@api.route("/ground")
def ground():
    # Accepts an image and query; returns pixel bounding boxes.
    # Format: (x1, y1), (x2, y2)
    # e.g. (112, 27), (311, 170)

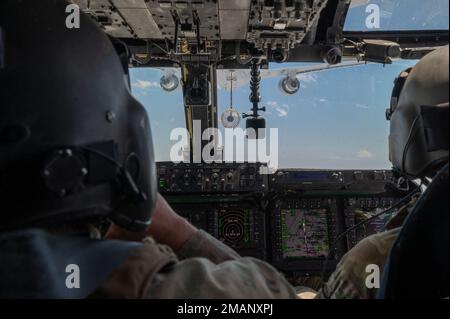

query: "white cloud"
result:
(276, 108), (288, 117)
(133, 80), (160, 90)
(297, 73), (318, 89)
(297, 73), (318, 83)
(267, 101), (289, 117)
(357, 149), (376, 159)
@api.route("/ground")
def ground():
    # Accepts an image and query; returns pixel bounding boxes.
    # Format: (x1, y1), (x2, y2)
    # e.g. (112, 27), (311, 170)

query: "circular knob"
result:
(211, 173), (219, 181)
(354, 171), (364, 181)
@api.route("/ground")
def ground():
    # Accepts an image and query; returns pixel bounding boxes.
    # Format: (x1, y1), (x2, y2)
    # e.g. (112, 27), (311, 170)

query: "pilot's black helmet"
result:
(387, 46), (449, 178)
(0, 0), (157, 232)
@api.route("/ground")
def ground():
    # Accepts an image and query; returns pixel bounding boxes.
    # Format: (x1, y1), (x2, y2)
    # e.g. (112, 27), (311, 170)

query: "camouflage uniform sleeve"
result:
(93, 230), (297, 299)
(147, 230), (297, 299)
(176, 230), (241, 263)
(316, 228), (401, 299)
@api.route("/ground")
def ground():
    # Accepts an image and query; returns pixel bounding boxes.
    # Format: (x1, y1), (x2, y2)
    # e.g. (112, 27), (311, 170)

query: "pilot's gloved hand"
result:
(106, 193), (197, 251)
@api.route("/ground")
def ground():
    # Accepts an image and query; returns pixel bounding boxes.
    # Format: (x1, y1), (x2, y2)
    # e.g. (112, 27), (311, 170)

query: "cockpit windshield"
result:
(345, 0), (449, 31)
(129, 0), (448, 170)
(131, 68), (185, 162)
(131, 59), (418, 170)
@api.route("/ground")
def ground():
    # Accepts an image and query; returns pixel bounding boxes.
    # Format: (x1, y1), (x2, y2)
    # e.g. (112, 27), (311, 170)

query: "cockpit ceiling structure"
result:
(74, 0), (331, 41)
(73, 0), (349, 64)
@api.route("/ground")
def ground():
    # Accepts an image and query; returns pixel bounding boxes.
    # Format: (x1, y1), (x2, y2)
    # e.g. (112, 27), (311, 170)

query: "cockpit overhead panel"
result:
(72, 0), (350, 64)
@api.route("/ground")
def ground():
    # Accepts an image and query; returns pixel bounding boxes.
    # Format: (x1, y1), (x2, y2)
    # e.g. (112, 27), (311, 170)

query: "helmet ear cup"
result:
(42, 149), (87, 197)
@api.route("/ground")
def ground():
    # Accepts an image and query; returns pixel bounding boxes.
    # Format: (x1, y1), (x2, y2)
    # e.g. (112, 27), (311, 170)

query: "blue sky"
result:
(131, 60), (417, 169)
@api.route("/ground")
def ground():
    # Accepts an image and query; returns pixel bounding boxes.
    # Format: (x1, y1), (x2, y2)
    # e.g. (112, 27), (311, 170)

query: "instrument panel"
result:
(157, 162), (405, 280)
(157, 162), (268, 194)
(344, 197), (396, 249)
(167, 200), (267, 260)
(280, 208), (330, 259)
(271, 198), (341, 273)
